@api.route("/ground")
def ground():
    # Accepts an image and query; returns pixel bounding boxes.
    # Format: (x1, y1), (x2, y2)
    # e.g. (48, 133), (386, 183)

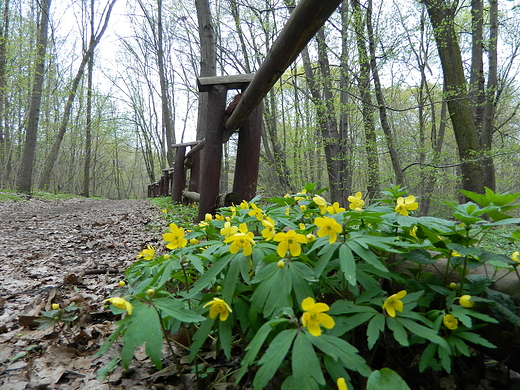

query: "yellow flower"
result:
(261, 217), (276, 241)
(409, 226), (418, 239)
(52, 303), (60, 310)
(137, 244), (156, 260)
(300, 205), (307, 212)
(443, 313), (458, 330)
(337, 377), (348, 390)
(511, 251), (520, 266)
(224, 223), (255, 256)
(306, 233), (317, 242)
(162, 209), (167, 214)
(347, 192), (364, 211)
(295, 189), (308, 201)
(451, 250), (463, 257)
(239, 200), (249, 209)
(204, 213), (213, 222)
(313, 195), (327, 213)
(327, 202), (346, 214)
(299, 223), (306, 230)
(190, 238), (199, 245)
(301, 297), (335, 336)
(314, 216), (342, 244)
(163, 223), (188, 250)
(220, 221), (239, 239)
(105, 297), (133, 315)
(229, 206), (237, 219)
(395, 195), (418, 216)
(248, 203), (264, 220)
(459, 295), (474, 308)
(273, 230), (307, 258)
(118, 281), (126, 287)
(383, 290), (407, 317)
(215, 214), (225, 221)
(203, 297), (232, 321)
(285, 207), (291, 216)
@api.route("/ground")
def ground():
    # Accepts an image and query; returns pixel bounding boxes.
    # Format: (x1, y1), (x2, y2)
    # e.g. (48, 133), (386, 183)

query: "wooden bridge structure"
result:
(148, 0), (343, 221)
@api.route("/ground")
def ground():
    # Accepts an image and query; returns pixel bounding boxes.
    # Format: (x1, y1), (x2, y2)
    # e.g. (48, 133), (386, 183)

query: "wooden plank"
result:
(171, 146), (187, 202)
(172, 140), (203, 148)
(197, 74), (255, 92)
(225, 0), (343, 131)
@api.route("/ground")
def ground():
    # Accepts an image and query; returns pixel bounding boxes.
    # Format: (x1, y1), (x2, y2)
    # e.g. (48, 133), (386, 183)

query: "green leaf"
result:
(189, 316), (216, 363)
(367, 314), (385, 349)
(121, 303), (163, 369)
(219, 317), (233, 359)
(153, 298), (205, 323)
(252, 265), (292, 318)
(386, 317), (409, 347)
(222, 255), (241, 303)
(339, 244), (356, 286)
(290, 262), (315, 305)
(186, 254), (233, 299)
(401, 249), (436, 265)
(253, 329), (297, 389)
(330, 300), (378, 315)
(419, 342), (438, 372)
(397, 317), (449, 351)
(455, 331), (496, 349)
(235, 318), (290, 384)
(291, 332), (325, 390)
(448, 335), (470, 356)
(314, 242), (339, 278)
(347, 241), (388, 272)
(308, 334), (371, 377)
(367, 368), (411, 390)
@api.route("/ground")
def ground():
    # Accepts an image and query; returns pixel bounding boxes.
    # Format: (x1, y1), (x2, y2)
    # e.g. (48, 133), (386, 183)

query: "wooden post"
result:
(233, 101), (263, 201)
(188, 149), (201, 193)
(197, 85), (227, 221)
(171, 146), (187, 202)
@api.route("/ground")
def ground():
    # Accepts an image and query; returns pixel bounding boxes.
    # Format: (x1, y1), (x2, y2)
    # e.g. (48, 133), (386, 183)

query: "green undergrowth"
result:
(100, 185), (520, 389)
(0, 189), (81, 202)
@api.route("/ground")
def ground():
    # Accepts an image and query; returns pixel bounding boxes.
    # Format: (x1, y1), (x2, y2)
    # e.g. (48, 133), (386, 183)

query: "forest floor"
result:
(0, 196), (184, 390)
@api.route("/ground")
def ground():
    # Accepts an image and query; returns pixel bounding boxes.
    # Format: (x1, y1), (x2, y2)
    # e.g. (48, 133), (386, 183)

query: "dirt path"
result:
(0, 198), (165, 389)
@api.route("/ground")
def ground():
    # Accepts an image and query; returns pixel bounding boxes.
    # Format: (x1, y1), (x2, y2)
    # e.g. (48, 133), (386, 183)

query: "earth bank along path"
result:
(0, 197), (165, 389)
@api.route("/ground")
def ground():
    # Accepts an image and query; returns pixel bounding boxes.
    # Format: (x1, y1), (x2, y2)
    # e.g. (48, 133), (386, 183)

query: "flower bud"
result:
(52, 303), (60, 310)
(459, 295), (474, 308)
(277, 260), (285, 269)
(119, 281), (126, 287)
(147, 289), (155, 296)
(216, 285), (223, 291)
(449, 282), (457, 290)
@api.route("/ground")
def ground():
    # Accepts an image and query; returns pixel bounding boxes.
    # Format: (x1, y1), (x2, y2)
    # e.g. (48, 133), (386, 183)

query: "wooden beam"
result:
(197, 74), (255, 92)
(225, 0), (343, 132)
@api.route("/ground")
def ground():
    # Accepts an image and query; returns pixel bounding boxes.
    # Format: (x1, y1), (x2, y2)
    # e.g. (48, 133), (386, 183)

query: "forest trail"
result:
(0, 197), (167, 389)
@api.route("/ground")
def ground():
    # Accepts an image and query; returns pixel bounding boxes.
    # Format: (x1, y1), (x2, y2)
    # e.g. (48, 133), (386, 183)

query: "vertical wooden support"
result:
(188, 150), (201, 193)
(198, 85), (227, 220)
(233, 101), (263, 201)
(171, 146), (187, 202)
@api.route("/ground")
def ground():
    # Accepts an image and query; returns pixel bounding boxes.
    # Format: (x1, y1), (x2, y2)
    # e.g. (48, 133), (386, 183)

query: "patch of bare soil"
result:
(0, 197), (169, 389)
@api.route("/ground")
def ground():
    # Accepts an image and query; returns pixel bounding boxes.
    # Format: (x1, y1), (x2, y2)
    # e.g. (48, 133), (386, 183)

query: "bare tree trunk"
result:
(16, 0), (51, 193)
(195, 0), (216, 141)
(366, 0), (404, 186)
(423, 0), (485, 195)
(352, 0), (379, 201)
(0, 0), (10, 187)
(38, 0), (117, 190)
(480, 0), (498, 190)
(83, 0), (95, 198)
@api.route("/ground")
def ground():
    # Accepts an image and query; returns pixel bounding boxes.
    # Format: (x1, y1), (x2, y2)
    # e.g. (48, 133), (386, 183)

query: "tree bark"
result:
(38, 0), (117, 190)
(423, 0), (485, 195)
(352, 0), (379, 201)
(83, 0), (95, 198)
(0, 0), (11, 187)
(366, 0), (404, 187)
(16, 0), (51, 193)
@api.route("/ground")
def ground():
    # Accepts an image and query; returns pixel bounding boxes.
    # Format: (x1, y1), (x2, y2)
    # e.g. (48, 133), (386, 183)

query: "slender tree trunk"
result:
(366, 0), (404, 186)
(38, 0), (117, 190)
(423, 0), (485, 195)
(195, 0), (216, 141)
(352, 0), (379, 201)
(83, 0), (95, 198)
(16, 0), (51, 193)
(156, 0), (175, 167)
(469, 0), (485, 123)
(0, 0), (10, 187)
(480, 0), (498, 190)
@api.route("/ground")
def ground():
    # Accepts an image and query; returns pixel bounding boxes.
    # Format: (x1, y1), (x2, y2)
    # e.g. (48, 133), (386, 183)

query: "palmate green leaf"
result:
(121, 303), (163, 369)
(314, 242), (339, 278)
(153, 298), (205, 323)
(290, 262), (315, 305)
(350, 232), (406, 253)
(253, 329), (297, 389)
(386, 316), (409, 347)
(367, 368), (411, 390)
(222, 255), (241, 303)
(455, 331), (496, 349)
(347, 241), (388, 272)
(235, 318), (290, 384)
(308, 334), (371, 377)
(330, 300), (379, 315)
(396, 317), (449, 351)
(189, 316), (216, 363)
(448, 335), (470, 356)
(367, 313), (385, 349)
(419, 342), (438, 372)
(401, 248), (437, 265)
(291, 332), (325, 390)
(339, 244), (356, 286)
(251, 265), (292, 318)
(185, 253), (234, 299)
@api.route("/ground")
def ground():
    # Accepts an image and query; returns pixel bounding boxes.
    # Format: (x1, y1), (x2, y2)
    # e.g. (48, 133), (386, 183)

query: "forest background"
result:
(1, 0), (519, 218)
